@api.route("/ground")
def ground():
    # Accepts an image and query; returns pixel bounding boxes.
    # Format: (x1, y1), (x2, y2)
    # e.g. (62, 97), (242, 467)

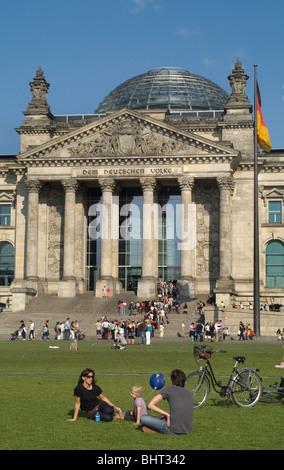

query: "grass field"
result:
(0, 339), (283, 451)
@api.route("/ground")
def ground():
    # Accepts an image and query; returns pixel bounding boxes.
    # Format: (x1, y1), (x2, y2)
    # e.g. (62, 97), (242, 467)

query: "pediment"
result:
(17, 108), (238, 162)
(263, 188), (284, 200)
(0, 190), (16, 203)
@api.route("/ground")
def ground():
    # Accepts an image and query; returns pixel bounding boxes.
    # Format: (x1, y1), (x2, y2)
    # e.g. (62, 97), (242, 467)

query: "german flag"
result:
(256, 82), (272, 153)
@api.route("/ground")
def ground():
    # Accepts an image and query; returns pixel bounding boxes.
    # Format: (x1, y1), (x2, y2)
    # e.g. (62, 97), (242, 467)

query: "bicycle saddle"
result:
(233, 356), (246, 363)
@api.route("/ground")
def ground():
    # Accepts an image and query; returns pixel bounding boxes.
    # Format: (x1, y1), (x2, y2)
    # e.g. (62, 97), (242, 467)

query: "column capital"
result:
(217, 176), (235, 194)
(25, 179), (42, 193)
(139, 177), (157, 192)
(61, 179), (79, 193)
(178, 176), (195, 191)
(98, 178), (117, 192)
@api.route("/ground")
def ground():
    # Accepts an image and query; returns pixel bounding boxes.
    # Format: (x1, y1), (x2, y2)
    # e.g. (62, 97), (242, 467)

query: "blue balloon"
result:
(150, 372), (165, 390)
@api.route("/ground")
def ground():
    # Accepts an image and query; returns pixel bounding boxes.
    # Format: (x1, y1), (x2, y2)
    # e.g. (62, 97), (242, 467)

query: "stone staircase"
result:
(1, 292), (279, 339)
(0, 292), (206, 339)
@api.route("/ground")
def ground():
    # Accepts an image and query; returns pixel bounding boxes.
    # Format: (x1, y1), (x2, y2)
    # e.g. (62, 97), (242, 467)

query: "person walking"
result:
(41, 322), (49, 341)
(238, 321), (245, 341)
(29, 320), (35, 340)
(19, 320), (26, 340)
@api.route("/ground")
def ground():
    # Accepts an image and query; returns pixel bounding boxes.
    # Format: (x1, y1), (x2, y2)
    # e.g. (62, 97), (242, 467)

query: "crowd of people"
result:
(184, 319), (258, 342)
(187, 319), (230, 342)
(95, 316), (160, 348)
(95, 281), (195, 347)
(14, 318), (83, 342)
(207, 294), (284, 313)
(238, 321), (256, 340)
(12, 279), (283, 344)
(52, 318), (84, 341)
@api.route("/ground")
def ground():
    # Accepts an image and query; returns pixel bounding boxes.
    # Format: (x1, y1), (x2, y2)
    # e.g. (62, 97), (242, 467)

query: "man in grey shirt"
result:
(140, 369), (193, 435)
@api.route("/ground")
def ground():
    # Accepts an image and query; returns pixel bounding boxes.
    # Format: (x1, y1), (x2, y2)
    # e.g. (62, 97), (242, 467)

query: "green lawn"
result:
(0, 339), (283, 450)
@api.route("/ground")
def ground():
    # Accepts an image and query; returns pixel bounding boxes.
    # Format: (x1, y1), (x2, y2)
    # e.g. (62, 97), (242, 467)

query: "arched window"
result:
(266, 241), (284, 287)
(0, 242), (15, 286)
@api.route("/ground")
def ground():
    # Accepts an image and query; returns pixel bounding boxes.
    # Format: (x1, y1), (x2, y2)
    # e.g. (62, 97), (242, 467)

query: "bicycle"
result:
(259, 377), (284, 404)
(185, 345), (262, 409)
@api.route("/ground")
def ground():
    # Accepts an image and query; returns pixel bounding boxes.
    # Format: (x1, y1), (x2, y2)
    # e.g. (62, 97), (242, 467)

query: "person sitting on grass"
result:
(69, 339), (78, 351)
(67, 368), (122, 422)
(119, 385), (147, 425)
(140, 369), (194, 435)
(112, 330), (127, 350)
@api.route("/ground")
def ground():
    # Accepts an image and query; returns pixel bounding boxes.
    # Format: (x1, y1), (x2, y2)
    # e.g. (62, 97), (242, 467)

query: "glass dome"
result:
(95, 67), (229, 113)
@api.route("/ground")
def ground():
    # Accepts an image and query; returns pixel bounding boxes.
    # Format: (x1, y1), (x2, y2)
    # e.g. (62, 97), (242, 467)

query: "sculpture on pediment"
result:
(68, 117), (187, 157)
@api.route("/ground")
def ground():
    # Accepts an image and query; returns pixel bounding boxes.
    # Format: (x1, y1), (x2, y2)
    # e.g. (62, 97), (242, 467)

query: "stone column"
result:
(25, 179), (42, 281)
(58, 179), (78, 297)
(75, 184), (87, 294)
(10, 177), (41, 312)
(215, 176), (235, 304)
(62, 179), (78, 280)
(111, 184), (122, 294)
(177, 176), (195, 297)
(137, 177), (158, 298)
(95, 178), (117, 297)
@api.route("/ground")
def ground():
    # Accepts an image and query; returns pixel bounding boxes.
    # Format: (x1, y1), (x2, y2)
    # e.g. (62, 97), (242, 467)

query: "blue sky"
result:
(1, 0), (283, 154)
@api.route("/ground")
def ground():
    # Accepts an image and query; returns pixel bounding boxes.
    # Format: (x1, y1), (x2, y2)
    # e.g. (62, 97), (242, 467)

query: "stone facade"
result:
(0, 61), (283, 313)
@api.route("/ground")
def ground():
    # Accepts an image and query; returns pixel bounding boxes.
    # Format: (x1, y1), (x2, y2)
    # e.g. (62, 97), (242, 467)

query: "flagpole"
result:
(253, 65), (260, 336)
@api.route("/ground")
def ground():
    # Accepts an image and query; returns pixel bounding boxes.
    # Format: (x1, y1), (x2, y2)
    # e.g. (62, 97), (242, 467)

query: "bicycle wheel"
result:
(185, 371), (210, 409)
(259, 381), (284, 404)
(259, 389), (284, 404)
(230, 369), (262, 407)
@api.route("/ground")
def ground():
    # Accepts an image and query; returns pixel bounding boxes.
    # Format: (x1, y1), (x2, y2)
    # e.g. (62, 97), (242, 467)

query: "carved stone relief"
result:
(194, 185), (219, 277)
(47, 188), (64, 279)
(68, 116), (210, 158)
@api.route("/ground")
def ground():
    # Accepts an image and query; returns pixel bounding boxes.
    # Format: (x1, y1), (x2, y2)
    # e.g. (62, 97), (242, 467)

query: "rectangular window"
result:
(269, 201), (282, 224)
(0, 205), (11, 226)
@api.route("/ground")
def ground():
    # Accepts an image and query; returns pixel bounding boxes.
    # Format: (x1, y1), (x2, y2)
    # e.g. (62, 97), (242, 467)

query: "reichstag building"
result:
(1, 60), (283, 312)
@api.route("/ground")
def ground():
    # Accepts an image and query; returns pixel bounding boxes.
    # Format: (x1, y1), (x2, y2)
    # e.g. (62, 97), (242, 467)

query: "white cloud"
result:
(174, 28), (202, 37)
(202, 58), (217, 66)
(130, 0), (161, 12)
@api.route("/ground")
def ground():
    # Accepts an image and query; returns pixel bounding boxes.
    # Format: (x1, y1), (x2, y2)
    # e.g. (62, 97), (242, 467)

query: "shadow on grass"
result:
(67, 409), (87, 419)
(206, 398), (235, 407)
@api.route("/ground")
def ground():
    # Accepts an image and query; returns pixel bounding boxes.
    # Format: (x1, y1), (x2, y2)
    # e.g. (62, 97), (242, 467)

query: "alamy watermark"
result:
(88, 198), (196, 250)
